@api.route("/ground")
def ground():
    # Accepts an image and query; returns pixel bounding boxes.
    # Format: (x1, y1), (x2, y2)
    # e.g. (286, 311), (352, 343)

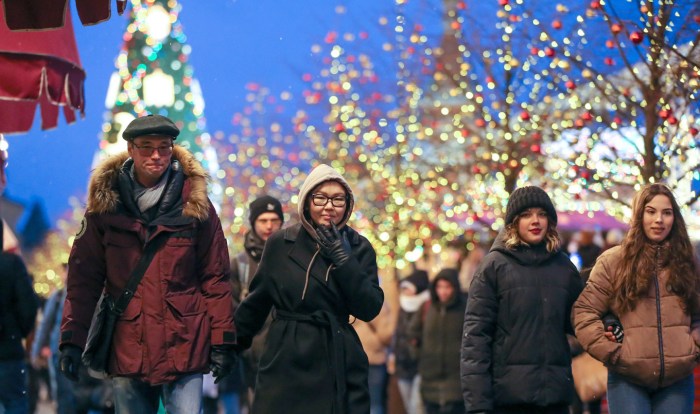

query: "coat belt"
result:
(275, 309), (349, 414)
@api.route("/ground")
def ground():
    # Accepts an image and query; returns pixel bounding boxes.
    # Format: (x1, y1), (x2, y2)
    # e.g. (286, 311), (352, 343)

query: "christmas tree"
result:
(99, 0), (216, 177)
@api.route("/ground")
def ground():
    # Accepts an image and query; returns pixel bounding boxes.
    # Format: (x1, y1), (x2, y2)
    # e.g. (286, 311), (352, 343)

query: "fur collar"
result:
(86, 145), (210, 220)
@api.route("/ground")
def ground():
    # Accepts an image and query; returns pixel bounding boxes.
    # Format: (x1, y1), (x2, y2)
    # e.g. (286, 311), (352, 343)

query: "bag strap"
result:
(112, 232), (170, 315)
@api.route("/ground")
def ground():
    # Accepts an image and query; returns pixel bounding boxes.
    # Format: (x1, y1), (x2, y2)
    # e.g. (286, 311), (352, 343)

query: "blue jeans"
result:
(607, 371), (694, 414)
(113, 373), (202, 414)
(397, 375), (425, 414)
(0, 360), (29, 414)
(220, 391), (241, 414)
(368, 364), (387, 414)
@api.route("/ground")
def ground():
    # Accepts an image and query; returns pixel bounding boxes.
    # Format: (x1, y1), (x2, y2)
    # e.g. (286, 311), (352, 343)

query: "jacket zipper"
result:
(653, 245), (665, 387)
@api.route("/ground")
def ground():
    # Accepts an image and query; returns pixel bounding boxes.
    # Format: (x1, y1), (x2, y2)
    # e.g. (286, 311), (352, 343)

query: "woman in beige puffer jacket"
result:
(573, 184), (700, 414)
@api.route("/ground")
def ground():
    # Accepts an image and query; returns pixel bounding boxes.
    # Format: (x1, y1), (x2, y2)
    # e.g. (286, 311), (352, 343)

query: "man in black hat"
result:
(59, 114), (237, 414)
(223, 195), (284, 411)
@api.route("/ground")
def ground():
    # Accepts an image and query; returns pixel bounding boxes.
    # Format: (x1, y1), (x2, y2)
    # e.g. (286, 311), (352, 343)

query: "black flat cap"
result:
(122, 114), (180, 141)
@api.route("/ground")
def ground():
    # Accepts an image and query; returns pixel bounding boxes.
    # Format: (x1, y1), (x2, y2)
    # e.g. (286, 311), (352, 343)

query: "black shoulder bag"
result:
(82, 233), (168, 379)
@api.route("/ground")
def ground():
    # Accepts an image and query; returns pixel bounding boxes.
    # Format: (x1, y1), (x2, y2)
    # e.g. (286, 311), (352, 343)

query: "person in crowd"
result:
(234, 163), (384, 413)
(355, 301), (394, 414)
(32, 263), (77, 413)
(391, 269), (430, 414)
(602, 228), (625, 252)
(458, 243), (486, 295)
(461, 186), (583, 414)
(411, 268), (466, 414)
(0, 230), (39, 414)
(218, 194), (285, 413)
(573, 183), (700, 414)
(567, 229), (605, 414)
(58, 114), (237, 414)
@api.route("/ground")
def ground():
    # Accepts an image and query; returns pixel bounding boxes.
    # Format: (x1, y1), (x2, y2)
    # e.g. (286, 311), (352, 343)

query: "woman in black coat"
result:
(460, 186), (583, 414)
(234, 164), (384, 414)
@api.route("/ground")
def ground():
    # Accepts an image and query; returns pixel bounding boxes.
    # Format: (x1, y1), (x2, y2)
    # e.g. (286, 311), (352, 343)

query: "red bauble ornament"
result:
(690, 127), (699, 136)
(565, 80), (576, 89)
(582, 112), (593, 122)
(604, 57), (615, 66)
(667, 116), (678, 125)
(498, 0), (509, 6)
(658, 108), (671, 119)
(629, 31), (643, 44)
(545, 47), (555, 57)
(694, 15), (700, 24)
(605, 40), (615, 49)
(590, 0), (601, 9)
(613, 116), (622, 124)
(520, 111), (531, 121)
(552, 20), (562, 30)
(531, 47), (540, 55)
(475, 119), (486, 128)
(611, 23), (622, 34)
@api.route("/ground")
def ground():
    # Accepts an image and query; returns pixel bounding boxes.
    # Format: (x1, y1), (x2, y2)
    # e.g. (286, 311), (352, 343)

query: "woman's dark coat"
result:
(461, 231), (583, 413)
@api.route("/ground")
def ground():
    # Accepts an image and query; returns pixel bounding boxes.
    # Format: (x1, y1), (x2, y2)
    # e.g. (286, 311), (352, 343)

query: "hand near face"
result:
(315, 223), (352, 267)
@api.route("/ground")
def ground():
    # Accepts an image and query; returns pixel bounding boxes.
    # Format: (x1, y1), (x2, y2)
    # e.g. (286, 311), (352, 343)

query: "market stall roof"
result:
(2, 0), (127, 30)
(0, 2), (86, 134)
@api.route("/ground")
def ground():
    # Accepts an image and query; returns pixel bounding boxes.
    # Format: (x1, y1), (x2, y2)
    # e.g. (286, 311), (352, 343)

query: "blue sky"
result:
(5, 0), (421, 225)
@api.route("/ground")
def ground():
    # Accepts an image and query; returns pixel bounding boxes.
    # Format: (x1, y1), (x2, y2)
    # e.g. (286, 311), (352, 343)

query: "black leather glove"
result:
(315, 223), (351, 267)
(209, 345), (237, 384)
(603, 313), (624, 343)
(59, 344), (83, 382)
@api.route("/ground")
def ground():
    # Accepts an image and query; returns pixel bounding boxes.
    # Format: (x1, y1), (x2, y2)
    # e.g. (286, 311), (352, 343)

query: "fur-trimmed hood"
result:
(86, 145), (210, 220)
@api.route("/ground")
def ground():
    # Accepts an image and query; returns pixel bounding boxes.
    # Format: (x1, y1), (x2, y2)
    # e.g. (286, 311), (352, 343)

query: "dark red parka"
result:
(60, 146), (235, 385)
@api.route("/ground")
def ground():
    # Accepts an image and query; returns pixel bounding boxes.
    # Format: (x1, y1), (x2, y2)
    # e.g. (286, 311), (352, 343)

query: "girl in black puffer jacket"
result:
(461, 186), (583, 414)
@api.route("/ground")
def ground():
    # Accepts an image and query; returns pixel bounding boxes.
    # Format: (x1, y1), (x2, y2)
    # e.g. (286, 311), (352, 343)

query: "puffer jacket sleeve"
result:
(572, 249), (621, 364)
(234, 233), (277, 350)
(196, 202), (236, 346)
(61, 214), (108, 350)
(566, 259), (584, 335)
(461, 258), (498, 413)
(331, 232), (383, 322)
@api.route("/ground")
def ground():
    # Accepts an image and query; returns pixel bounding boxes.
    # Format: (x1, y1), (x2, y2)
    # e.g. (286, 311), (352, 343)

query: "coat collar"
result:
(86, 146), (210, 221)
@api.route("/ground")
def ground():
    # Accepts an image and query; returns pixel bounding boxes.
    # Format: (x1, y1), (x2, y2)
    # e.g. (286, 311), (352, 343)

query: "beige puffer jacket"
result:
(573, 245), (700, 389)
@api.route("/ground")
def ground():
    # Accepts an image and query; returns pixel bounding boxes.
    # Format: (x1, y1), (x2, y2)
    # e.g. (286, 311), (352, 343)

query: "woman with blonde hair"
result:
(573, 183), (700, 413)
(461, 186), (583, 414)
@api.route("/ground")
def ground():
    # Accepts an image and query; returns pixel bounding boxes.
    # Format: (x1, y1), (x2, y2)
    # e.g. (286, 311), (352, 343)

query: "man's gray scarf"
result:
(130, 165), (171, 213)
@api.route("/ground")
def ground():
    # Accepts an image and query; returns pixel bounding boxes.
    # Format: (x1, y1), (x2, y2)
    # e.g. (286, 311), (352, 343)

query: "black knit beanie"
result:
(403, 270), (430, 294)
(249, 195), (284, 228)
(505, 186), (557, 226)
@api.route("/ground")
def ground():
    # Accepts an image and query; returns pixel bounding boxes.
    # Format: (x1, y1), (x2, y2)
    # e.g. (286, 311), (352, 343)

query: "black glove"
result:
(603, 313), (624, 343)
(209, 345), (237, 384)
(315, 223), (352, 267)
(59, 344), (83, 382)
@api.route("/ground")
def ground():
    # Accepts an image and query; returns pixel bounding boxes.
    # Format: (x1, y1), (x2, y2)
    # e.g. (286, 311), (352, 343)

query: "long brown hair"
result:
(503, 213), (562, 253)
(612, 184), (699, 313)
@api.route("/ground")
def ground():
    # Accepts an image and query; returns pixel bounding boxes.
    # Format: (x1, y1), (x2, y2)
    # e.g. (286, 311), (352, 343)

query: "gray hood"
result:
(297, 164), (355, 240)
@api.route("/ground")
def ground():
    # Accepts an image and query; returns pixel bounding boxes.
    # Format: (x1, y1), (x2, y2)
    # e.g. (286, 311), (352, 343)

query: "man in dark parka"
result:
(58, 115), (237, 414)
